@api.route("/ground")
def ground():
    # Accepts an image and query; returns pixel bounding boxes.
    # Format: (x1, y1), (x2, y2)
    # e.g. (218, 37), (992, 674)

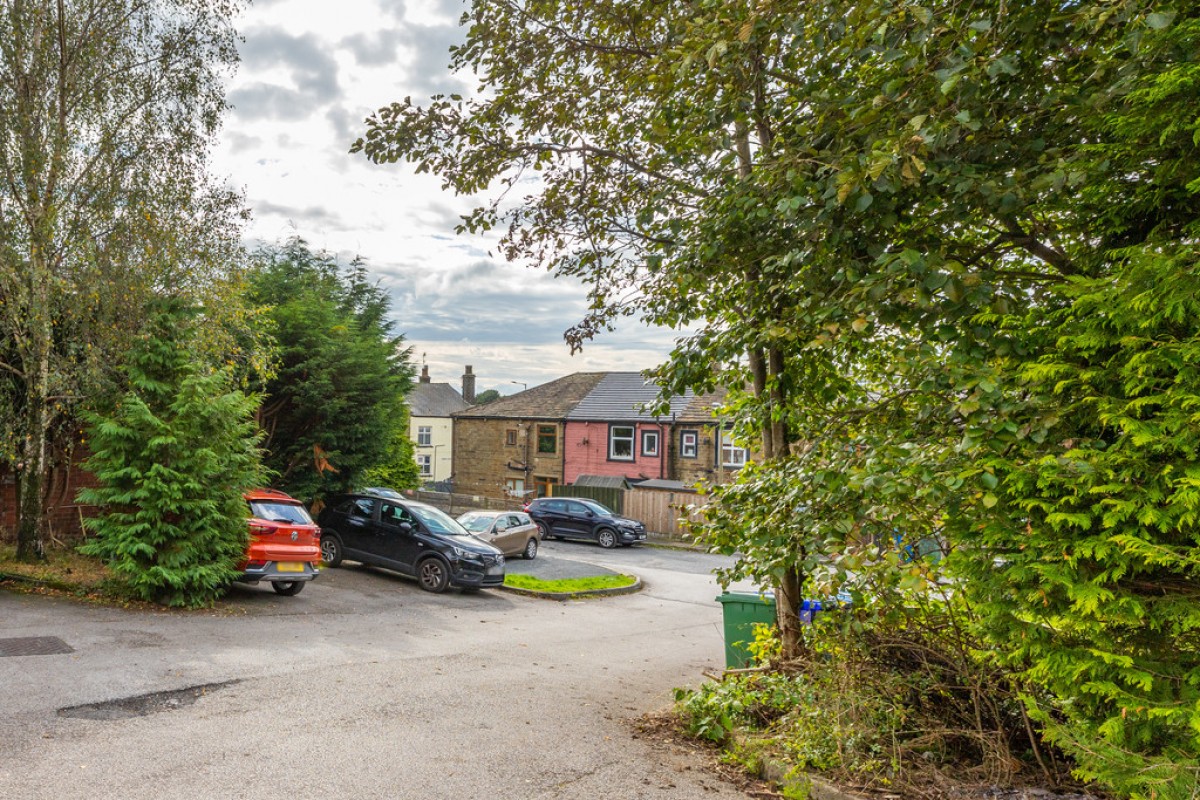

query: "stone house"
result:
(451, 371), (746, 502)
(450, 372), (607, 500)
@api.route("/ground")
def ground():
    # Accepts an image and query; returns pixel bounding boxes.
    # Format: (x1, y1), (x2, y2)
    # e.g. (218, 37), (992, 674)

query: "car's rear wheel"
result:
(272, 580), (305, 596)
(597, 528), (618, 549)
(320, 534), (343, 566)
(417, 557), (450, 593)
(523, 538), (538, 560)
(536, 521), (553, 540)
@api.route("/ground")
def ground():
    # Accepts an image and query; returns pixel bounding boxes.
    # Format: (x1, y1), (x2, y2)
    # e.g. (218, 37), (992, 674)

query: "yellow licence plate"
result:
(277, 562), (304, 573)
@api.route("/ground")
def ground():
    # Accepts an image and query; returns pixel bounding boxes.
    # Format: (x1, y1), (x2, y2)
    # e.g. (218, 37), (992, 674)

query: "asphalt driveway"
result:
(0, 544), (751, 800)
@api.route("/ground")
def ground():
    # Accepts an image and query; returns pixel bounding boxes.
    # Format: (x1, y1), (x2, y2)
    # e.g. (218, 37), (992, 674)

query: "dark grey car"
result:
(524, 497), (647, 549)
(318, 492), (505, 593)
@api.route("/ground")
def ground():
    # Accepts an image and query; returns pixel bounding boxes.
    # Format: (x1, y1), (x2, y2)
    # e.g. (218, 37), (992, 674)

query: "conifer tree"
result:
(79, 301), (264, 607)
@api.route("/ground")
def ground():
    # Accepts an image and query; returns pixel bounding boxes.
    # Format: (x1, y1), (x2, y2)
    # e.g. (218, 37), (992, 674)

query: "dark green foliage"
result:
(473, 389), (501, 405)
(359, 0), (1200, 794)
(78, 301), (264, 607)
(248, 238), (415, 500)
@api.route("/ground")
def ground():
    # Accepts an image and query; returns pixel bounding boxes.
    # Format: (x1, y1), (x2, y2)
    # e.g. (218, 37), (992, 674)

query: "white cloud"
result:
(214, 0), (682, 389)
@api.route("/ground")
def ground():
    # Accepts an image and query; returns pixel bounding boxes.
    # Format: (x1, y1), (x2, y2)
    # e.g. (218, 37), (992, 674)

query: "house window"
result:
(416, 454), (432, 476)
(505, 478), (525, 498)
(417, 425), (432, 446)
(537, 424), (557, 454)
(609, 425), (634, 461)
(720, 431), (748, 468)
(506, 429), (517, 446)
(641, 429), (659, 457)
(680, 430), (698, 458)
(534, 476), (557, 498)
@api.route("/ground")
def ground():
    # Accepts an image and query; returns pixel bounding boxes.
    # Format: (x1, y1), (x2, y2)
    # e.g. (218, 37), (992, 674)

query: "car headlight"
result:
(453, 546), (486, 563)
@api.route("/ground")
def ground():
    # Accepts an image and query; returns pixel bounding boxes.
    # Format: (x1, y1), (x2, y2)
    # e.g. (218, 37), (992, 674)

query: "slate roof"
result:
(674, 389), (727, 423)
(453, 372), (607, 420)
(632, 478), (696, 492)
(574, 474), (633, 489)
(565, 372), (696, 422)
(408, 382), (470, 418)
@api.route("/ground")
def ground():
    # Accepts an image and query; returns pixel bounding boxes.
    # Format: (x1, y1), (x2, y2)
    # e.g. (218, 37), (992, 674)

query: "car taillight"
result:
(249, 524), (270, 536)
(245, 560), (266, 569)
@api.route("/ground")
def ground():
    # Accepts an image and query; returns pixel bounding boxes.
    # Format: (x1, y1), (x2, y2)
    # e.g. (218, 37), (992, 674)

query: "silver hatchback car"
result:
(456, 510), (542, 560)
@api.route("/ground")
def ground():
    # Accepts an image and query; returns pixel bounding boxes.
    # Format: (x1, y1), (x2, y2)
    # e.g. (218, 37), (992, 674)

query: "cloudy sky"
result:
(211, 0), (681, 396)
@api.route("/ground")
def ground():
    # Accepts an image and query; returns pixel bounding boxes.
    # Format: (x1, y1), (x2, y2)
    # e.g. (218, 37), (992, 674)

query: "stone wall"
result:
(452, 417), (566, 502)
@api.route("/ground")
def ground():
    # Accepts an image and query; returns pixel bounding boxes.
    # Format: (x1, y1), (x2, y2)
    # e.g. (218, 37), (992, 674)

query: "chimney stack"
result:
(419, 365), (430, 383)
(462, 365), (476, 404)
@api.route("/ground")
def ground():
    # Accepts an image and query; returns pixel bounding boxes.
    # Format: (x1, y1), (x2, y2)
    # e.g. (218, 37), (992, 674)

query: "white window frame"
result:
(641, 429), (659, 457)
(609, 424), (635, 461)
(417, 425), (432, 446)
(416, 454), (432, 476)
(680, 430), (698, 458)
(720, 431), (748, 468)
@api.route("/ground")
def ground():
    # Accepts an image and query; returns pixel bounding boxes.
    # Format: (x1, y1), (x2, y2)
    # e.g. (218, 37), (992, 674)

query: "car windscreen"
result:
(249, 501), (314, 525)
(410, 504), (472, 536)
(457, 514), (493, 533)
(581, 501), (614, 516)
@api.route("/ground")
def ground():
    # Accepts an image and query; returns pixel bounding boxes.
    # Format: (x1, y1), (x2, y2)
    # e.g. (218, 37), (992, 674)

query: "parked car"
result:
(457, 510), (541, 560)
(318, 492), (505, 593)
(240, 489), (322, 596)
(523, 497), (647, 549)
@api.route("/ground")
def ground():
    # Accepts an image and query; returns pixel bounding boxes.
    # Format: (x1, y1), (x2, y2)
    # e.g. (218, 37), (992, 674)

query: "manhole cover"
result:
(0, 636), (74, 657)
(58, 680), (239, 720)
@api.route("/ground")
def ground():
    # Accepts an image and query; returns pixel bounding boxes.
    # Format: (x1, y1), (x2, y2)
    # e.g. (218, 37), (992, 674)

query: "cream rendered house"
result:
(408, 366), (473, 484)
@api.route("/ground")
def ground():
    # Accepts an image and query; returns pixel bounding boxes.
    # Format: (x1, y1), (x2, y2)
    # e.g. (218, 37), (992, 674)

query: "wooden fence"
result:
(622, 487), (710, 539)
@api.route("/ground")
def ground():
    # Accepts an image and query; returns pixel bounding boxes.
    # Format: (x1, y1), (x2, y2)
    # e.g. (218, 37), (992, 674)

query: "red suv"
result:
(239, 489), (321, 596)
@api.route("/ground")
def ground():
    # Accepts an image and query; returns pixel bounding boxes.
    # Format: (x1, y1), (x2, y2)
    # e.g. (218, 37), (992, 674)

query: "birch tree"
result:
(0, 0), (246, 560)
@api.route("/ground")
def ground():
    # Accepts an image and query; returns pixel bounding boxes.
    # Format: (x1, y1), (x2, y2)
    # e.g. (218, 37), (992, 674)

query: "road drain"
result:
(0, 636), (75, 657)
(57, 680), (240, 720)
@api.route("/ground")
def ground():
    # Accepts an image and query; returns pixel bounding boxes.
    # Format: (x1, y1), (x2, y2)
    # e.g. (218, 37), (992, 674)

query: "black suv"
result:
(318, 492), (505, 593)
(524, 497), (647, 548)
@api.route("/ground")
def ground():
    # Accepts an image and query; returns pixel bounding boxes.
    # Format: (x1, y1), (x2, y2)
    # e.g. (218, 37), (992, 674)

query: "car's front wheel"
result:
(597, 528), (618, 549)
(417, 557), (450, 593)
(320, 534), (343, 567)
(272, 580), (305, 596)
(523, 538), (538, 560)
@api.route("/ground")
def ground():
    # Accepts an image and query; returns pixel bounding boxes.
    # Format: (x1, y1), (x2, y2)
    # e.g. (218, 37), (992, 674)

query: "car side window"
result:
(382, 502), (414, 526)
(507, 515), (522, 528)
(352, 498), (376, 518)
(335, 500), (355, 515)
(565, 501), (587, 515)
(543, 500), (565, 512)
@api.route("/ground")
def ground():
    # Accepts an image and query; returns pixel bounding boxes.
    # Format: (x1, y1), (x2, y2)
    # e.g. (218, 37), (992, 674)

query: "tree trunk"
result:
(776, 565), (807, 661)
(16, 332), (50, 562)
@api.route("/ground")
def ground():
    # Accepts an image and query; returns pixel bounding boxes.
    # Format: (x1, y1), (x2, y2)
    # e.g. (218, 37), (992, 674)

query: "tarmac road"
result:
(0, 542), (754, 800)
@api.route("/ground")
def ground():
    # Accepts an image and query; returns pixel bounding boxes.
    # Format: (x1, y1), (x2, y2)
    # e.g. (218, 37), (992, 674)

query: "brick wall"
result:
(0, 457), (99, 545)
(563, 421), (669, 484)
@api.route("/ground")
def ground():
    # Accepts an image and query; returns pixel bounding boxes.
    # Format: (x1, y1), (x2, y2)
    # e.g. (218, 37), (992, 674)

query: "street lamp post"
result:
(511, 381), (527, 391)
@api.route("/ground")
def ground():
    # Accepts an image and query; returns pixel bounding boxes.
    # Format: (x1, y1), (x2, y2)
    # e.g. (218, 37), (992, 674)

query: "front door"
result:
(339, 497), (378, 557)
(375, 501), (424, 573)
(561, 500), (594, 539)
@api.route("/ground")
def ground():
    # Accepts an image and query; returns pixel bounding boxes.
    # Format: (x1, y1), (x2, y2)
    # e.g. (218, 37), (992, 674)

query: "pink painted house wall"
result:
(563, 420), (670, 484)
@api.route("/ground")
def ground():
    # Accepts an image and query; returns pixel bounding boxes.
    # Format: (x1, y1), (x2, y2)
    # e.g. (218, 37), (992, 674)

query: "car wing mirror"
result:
(398, 521), (413, 533)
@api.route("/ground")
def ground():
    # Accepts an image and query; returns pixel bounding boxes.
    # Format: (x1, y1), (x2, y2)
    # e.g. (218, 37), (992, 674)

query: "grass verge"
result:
(0, 543), (139, 604)
(502, 573), (637, 593)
